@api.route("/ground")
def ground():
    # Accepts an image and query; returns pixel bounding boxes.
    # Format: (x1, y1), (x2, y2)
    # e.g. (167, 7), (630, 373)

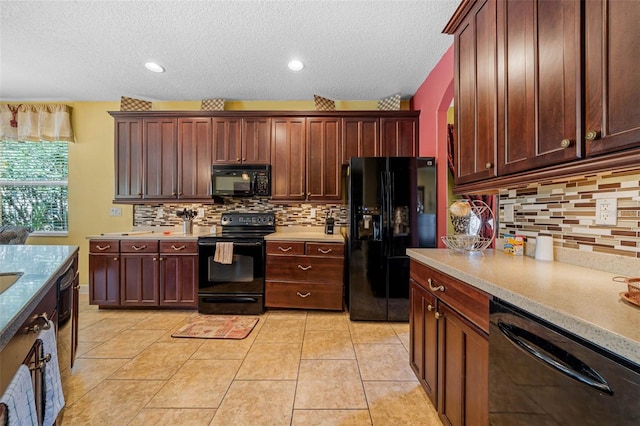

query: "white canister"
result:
(535, 235), (554, 261)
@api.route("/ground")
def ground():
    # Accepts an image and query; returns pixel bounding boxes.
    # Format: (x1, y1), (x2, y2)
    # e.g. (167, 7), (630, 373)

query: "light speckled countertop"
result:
(264, 226), (345, 243)
(407, 248), (640, 365)
(86, 227), (213, 241)
(0, 245), (78, 351)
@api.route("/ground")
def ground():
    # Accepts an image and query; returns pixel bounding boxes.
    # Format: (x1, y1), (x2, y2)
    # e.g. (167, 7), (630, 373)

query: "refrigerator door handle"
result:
(380, 171), (387, 254)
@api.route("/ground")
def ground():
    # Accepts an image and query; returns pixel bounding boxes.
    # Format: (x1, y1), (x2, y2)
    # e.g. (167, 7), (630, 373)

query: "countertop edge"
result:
(407, 249), (640, 366)
(0, 246), (79, 352)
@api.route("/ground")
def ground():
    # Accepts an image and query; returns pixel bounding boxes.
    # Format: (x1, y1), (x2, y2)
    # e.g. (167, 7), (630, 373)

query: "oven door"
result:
(198, 239), (265, 314)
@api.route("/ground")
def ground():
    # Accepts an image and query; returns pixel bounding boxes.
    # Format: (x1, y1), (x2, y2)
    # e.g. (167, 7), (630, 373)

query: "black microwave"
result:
(211, 164), (271, 197)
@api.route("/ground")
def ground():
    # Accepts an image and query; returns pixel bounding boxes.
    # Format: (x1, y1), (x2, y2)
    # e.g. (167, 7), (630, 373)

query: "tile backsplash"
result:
(134, 198), (348, 228)
(498, 169), (640, 258)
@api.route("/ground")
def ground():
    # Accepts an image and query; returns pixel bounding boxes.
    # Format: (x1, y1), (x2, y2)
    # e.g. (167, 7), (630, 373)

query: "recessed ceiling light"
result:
(145, 62), (165, 73)
(288, 60), (304, 71)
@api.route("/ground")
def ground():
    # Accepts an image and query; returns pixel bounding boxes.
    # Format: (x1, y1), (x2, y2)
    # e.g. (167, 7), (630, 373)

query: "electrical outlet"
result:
(198, 208), (206, 218)
(504, 204), (515, 222)
(595, 198), (617, 225)
(109, 207), (122, 216)
(310, 208), (316, 218)
(156, 208), (164, 219)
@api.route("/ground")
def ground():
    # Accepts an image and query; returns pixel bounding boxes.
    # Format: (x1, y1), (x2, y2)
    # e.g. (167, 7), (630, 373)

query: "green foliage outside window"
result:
(0, 141), (68, 232)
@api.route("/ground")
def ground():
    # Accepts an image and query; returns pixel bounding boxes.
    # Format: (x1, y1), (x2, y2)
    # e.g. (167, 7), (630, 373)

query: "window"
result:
(0, 140), (68, 233)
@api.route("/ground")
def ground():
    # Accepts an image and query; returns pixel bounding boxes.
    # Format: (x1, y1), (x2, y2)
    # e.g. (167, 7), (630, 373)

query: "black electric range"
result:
(197, 212), (275, 314)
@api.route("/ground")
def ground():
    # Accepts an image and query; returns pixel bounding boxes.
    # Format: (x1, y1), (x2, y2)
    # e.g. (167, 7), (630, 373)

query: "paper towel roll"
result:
(535, 235), (554, 261)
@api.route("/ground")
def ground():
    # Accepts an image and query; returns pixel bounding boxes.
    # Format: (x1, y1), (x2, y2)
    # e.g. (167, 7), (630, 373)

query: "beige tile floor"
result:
(55, 294), (441, 425)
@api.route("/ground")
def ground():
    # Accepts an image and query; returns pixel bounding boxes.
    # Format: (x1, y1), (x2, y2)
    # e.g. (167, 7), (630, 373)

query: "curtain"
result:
(0, 104), (74, 142)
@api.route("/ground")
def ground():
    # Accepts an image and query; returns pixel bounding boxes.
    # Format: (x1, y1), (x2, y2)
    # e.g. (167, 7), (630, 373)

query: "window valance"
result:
(0, 104), (74, 142)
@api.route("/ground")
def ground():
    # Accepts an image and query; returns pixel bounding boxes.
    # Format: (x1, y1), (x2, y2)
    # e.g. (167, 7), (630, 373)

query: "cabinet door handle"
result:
(153, 257), (157, 261)
(298, 265), (312, 271)
(434, 312), (443, 320)
(427, 304), (434, 312)
(113, 257), (118, 261)
(96, 244), (111, 251)
(560, 138), (571, 148)
(318, 248), (332, 254)
(25, 312), (51, 333)
(242, 158), (247, 162)
(297, 291), (311, 298)
(485, 162), (493, 169)
(278, 246), (293, 252)
(171, 245), (186, 251)
(427, 278), (444, 292)
(30, 353), (52, 372)
(585, 130), (600, 141)
(236, 158), (241, 162)
(132, 245), (147, 251)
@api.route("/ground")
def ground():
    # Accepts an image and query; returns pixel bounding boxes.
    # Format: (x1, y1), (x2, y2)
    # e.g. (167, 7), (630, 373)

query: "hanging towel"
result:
(0, 364), (38, 426)
(214, 242), (234, 264)
(38, 321), (65, 426)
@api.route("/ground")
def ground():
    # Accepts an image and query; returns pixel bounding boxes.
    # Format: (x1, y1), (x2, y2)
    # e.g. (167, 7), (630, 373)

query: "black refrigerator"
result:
(347, 157), (437, 321)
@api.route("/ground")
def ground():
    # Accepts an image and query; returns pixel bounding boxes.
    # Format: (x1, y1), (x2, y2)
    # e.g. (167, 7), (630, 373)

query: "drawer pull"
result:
(170, 245), (186, 251)
(278, 246), (293, 252)
(317, 248), (333, 254)
(96, 244), (111, 251)
(298, 265), (312, 271)
(297, 291), (311, 298)
(132, 245), (147, 251)
(427, 278), (444, 292)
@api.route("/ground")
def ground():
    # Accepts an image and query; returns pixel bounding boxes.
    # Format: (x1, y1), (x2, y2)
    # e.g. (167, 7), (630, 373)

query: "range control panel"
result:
(220, 212), (275, 227)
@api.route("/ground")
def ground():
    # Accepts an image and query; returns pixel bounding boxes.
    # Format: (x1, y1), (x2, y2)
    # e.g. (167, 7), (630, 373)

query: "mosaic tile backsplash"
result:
(499, 169), (640, 258)
(134, 198), (348, 229)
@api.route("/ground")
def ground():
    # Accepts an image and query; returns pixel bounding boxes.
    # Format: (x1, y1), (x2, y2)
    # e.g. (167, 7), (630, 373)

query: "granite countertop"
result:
(0, 245), (78, 351)
(407, 248), (640, 366)
(86, 227), (214, 241)
(264, 226), (345, 243)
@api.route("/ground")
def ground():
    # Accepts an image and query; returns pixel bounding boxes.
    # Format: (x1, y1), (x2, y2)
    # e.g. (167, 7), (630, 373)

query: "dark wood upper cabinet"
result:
(380, 117), (419, 157)
(497, 0), (581, 175)
(585, 0), (640, 156)
(342, 117), (380, 163)
(111, 111), (420, 203)
(307, 117), (342, 201)
(445, 0), (640, 193)
(114, 118), (143, 199)
(177, 118), (213, 199)
(453, 0), (498, 184)
(212, 117), (242, 164)
(271, 117), (307, 201)
(143, 118), (177, 200)
(242, 118), (271, 164)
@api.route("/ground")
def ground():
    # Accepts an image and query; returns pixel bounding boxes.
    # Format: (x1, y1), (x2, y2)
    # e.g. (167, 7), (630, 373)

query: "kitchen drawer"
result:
(266, 241), (305, 255)
(410, 260), (489, 333)
(160, 241), (198, 254)
(120, 240), (159, 254)
(266, 255), (343, 283)
(89, 239), (119, 253)
(265, 281), (343, 310)
(306, 242), (344, 257)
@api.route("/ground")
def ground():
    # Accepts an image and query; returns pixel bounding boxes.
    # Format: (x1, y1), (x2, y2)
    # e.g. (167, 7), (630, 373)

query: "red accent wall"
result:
(410, 43), (454, 247)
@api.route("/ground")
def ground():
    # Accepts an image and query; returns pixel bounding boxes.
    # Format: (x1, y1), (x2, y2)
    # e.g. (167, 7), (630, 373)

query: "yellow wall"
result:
(22, 99), (410, 286)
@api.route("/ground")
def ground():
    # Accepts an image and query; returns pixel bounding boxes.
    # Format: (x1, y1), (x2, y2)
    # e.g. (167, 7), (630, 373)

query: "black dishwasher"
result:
(490, 298), (640, 426)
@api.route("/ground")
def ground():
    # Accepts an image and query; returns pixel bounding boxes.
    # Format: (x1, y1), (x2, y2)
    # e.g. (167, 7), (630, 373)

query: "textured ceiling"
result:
(0, 0), (458, 102)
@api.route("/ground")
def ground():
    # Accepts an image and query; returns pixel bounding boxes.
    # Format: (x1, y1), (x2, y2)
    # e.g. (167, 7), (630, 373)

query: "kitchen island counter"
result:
(407, 248), (640, 366)
(0, 244), (78, 351)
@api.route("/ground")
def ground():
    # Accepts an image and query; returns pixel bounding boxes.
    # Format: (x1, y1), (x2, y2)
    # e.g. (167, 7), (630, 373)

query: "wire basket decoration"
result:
(441, 200), (495, 253)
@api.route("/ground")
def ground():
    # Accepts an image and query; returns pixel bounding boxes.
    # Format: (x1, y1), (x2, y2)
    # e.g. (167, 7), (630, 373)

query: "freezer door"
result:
(348, 239), (387, 321)
(387, 255), (410, 321)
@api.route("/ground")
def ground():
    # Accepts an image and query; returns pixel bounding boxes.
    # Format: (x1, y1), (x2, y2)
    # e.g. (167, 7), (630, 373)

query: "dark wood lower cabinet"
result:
(88, 238), (197, 309)
(409, 260), (489, 426)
